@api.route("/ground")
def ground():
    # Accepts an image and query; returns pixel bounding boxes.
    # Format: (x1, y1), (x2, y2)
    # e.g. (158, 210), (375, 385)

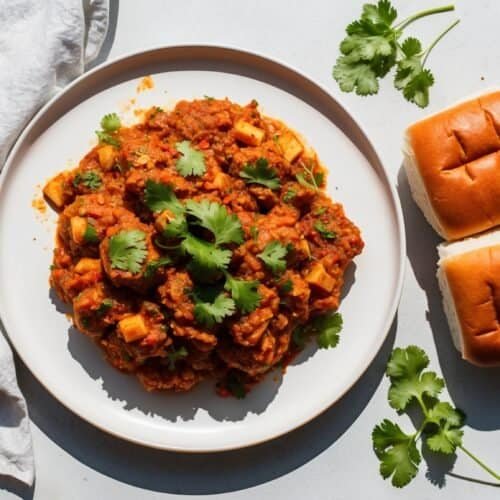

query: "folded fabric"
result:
(0, 0), (109, 485)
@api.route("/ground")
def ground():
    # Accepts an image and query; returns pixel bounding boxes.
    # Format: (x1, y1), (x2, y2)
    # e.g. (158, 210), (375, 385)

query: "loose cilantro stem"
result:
(422, 19), (460, 66)
(458, 445), (500, 482)
(395, 5), (455, 30)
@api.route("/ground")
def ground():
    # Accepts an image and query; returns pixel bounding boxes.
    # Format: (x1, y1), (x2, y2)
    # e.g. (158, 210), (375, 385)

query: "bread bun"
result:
(437, 229), (500, 366)
(404, 91), (500, 241)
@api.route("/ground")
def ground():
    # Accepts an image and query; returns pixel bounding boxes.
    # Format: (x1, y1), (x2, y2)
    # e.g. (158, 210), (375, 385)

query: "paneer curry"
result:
(44, 98), (363, 398)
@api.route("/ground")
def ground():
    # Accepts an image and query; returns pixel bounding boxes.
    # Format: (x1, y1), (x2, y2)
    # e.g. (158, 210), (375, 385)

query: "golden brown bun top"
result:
(443, 243), (500, 365)
(407, 91), (500, 240)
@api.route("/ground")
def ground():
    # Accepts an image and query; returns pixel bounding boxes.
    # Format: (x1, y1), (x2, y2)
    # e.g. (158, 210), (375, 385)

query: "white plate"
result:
(0, 46), (404, 452)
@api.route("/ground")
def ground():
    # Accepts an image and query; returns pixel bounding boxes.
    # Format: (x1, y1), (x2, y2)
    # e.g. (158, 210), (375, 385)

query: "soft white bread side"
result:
(437, 229), (500, 366)
(403, 134), (447, 237)
(404, 91), (500, 241)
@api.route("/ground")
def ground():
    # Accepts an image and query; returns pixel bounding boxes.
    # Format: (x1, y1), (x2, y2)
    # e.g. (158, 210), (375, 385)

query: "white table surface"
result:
(3, 0), (500, 498)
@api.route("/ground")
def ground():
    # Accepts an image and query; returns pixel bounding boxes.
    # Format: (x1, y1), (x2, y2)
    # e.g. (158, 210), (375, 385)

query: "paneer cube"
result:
(97, 145), (116, 170)
(74, 258), (101, 274)
(70, 216), (88, 244)
(297, 238), (311, 258)
(305, 262), (335, 293)
(233, 120), (265, 146)
(211, 172), (230, 191)
(118, 314), (148, 343)
(278, 131), (304, 163)
(43, 175), (66, 209)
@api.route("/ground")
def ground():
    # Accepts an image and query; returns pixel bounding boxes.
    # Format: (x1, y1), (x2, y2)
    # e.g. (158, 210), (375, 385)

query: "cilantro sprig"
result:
(108, 229), (147, 274)
(192, 287), (236, 328)
(96, 112), (122, 147)
(332, 1), (460, 107)
(293, 311), (343, 349)
(240, 158), (281, 190)
(167, 346), (188, 371)
(224, 274), (261, 314)
(373, 345), (500, 488)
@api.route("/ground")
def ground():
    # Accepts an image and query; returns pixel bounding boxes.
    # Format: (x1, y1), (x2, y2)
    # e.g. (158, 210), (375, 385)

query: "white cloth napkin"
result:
(0, 0), (109, 485)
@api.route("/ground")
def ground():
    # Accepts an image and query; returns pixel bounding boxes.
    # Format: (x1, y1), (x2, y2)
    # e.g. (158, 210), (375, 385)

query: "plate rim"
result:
(0, 43), (406, 452)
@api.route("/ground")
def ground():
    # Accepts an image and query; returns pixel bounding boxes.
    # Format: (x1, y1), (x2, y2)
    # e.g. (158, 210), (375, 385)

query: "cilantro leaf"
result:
(240, 158), (280, 190)
(333, 57), (380, 96)
(425, 402), (464, 454)
(175, 141), (206, 177)
(387, 346), (444, 411)
(108, 229), (147, 273)
(144, 256), (172, 279)
(362, 0), (397, 26)
(100, 113), (121, 132)
(309, 311), (343, 349)
(73, 171), (102, 190)
(185, 199), (244, 246)
(95, 130), (121, 148)
(372, 419), (421, 488)
(181, 234), (231, 271)
(402, 68), (434, 109)
(167, 346), (188, 371)
(292, 326), (307, 348)
(401, 37), (422, 57)
(144, 180), (184, 215)
(193, 292), (235, 328)
(314, 221), (337, 240)
(224, 275), (261, 314)
(258, 241), (289, 274)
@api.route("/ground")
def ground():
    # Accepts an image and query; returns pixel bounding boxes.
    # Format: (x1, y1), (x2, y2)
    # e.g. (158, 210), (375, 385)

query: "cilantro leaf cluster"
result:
(373, 345), (500, 488)
(96, 112), (122, 147)
(332, 1), (459, 107)
(144, 181), (262, 324)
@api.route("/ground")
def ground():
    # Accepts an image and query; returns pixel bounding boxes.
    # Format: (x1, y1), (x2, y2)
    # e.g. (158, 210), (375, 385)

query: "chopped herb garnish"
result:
(73, 171), (102, 190)
(240, 158), (281, 190)
(296, 162), (324, 191)
(144, 180), (184, 215)
(96, 298), (113, 316)
(283, 189), (296, 203)
(185, 199), (244, 246)
(279, 279), (294, 294)
(175, 140), (206, 177)
(314, 221), (337, 240)
(108, 229), (147, 273)
(224, 275), (261, 314)
(258, 241), (289, 274)
(100, 113), (121, 132)
(193, 291), (236, 328)
(250, 226), (259, 241)
(314, 207), (327, 216)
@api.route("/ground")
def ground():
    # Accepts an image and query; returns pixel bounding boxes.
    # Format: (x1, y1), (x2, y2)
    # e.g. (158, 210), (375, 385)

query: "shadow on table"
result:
(397, 167), (500, 431)
(17, 318), (396, 495)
